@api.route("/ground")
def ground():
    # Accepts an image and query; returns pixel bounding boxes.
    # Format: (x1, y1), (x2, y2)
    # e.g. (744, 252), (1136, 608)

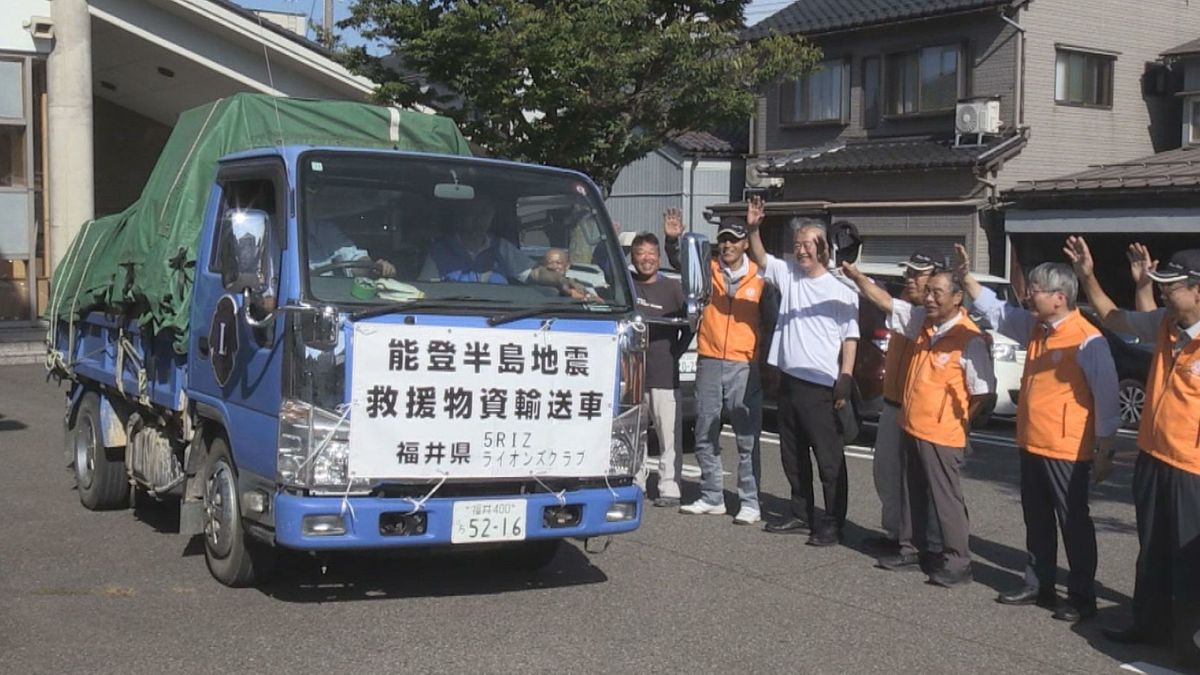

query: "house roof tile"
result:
(763, 133), (1024, 174)
(669, 130), (748, 156)
(1006, 146), (1200, 197)
(1163, 37), (1200, 57)
(744, 0), (1013, 39)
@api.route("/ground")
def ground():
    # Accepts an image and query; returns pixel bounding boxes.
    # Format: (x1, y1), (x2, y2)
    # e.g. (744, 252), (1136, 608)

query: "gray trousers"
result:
(900, 434), (970, 573)
(875, 402), (942, 547)
(646, 388), (683, 499)
(692, 357), (762, 511)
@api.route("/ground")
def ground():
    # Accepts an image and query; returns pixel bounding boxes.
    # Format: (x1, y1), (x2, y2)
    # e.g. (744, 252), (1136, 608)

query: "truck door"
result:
(188, 161), (288, 481)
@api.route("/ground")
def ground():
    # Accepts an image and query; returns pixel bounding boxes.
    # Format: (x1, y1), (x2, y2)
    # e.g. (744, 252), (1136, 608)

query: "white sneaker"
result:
(733, 508), (761, 525)
(679, 500), (727, 516)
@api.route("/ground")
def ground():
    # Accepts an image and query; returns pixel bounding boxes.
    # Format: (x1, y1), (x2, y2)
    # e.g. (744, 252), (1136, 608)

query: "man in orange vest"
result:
(842, 262), (995, 588)
(1066, 237), (1200, 667)
(664, 208), (768, 524)
(870, 250), (944, 552)
(958, 244), (1120, 623)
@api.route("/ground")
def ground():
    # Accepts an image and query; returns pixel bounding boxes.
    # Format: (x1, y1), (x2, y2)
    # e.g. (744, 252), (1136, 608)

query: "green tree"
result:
(340, 0), (819, 191)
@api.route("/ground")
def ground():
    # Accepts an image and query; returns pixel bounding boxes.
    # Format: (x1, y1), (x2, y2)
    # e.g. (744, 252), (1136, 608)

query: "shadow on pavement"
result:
(0, 413), (27, 432)
(259, 541), (609, 603)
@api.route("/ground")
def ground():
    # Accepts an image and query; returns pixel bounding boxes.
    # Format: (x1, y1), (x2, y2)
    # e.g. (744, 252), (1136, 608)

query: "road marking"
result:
(1120, 662), (1187, 675)
(722, 429), (876, 461)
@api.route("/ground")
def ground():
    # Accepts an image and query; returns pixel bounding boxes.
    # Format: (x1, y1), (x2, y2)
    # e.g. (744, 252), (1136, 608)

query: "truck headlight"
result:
(277, 398), (352, 490)
(992, 343), (1017, 362)
(609, 403), (647, 476)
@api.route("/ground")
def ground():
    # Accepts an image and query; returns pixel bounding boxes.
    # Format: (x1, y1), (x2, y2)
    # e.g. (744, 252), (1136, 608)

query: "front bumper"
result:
(274, 485), (643, 551)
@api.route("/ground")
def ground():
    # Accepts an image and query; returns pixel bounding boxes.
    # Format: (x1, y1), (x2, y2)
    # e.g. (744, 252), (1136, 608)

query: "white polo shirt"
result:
(763, 254), (860, 387)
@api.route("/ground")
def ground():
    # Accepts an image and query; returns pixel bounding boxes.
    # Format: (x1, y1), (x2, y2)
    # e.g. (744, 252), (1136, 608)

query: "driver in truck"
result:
(307, 220), (397, 278)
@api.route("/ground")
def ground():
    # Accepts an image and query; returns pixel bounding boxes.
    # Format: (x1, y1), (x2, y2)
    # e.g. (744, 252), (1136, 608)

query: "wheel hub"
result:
(204, 462), (237, 558)
(74, 415), (96, 490)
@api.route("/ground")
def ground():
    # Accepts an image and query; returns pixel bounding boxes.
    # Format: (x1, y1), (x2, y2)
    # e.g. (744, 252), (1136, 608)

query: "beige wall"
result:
(999, 0), (1200, 189)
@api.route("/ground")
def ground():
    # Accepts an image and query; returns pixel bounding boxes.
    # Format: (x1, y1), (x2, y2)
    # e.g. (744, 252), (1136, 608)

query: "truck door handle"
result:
(198, 337), (210, 359)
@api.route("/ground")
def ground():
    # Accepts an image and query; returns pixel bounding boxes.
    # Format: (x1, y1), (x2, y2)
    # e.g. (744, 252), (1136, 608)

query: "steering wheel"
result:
(311, 259), (378, 277)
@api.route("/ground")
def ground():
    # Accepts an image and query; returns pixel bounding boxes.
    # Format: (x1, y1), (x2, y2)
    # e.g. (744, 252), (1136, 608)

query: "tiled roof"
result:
(1163, 37), (1200, 57)
(669, 130), (748, 156)
(744, 0), (1013, 39)
(1007, 146), (1200, 196)
(764, 133), (1025, 174)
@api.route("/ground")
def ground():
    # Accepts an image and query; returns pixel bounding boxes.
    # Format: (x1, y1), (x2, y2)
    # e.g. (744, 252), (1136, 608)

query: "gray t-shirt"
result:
(634, 274), (690, 390)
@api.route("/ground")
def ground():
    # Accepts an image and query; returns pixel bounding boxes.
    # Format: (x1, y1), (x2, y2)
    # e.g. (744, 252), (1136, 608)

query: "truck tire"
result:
(495, 539), (561, 571)
(202, 435), (274, 587)
(72, 391), (130, 511)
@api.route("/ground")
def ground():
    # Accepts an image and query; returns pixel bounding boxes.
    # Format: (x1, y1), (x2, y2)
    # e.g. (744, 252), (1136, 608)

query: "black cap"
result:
(899, 249), (944, 272)
(716, 222), (748, 240)
(1148, 249), (1200, 283)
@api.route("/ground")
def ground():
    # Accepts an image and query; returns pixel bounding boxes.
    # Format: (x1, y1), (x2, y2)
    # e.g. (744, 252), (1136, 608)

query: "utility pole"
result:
(323, 0), (334, 48)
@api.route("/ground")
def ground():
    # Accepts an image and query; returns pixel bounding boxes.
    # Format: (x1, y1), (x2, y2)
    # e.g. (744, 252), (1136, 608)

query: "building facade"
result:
(728, 0), (1200, 275)
(0, 0), (374, 322)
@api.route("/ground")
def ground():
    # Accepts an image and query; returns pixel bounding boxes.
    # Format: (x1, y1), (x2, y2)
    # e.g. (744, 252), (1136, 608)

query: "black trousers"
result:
(778, 374), (847, 530)
(899, 435), (971, 573)
(1131, 451), (1200, 667)
(1019, 449), (1097, 599)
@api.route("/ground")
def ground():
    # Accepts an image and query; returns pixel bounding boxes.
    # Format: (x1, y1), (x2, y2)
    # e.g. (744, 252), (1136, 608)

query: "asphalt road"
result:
(0, 364), (1188, 674)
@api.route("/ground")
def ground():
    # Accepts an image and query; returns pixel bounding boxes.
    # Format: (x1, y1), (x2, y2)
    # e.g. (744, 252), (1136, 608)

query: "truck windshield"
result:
(299, 152), (633, 312)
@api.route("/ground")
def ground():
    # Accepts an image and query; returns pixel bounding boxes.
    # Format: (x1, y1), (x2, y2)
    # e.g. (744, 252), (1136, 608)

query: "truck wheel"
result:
(72, 391), (130, 511)
(202, 436), (273, 587)
(495, 540), (562, 571)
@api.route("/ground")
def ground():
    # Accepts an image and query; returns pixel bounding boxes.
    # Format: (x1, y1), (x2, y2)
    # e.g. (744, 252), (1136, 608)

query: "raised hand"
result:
(1063, 236), (1095, 279)
(952, 243), (971, 278)
(1127, 242), (1158, 286)
(840, 260), (865, 282)
(662, 208), (684, 239)
(746, 194), (765, 230)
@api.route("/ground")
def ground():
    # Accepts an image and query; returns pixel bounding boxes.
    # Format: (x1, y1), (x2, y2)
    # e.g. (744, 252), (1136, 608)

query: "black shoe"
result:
(1052, 595), (1097, 623)
(763, 516), (809, 534)
(652, 496), (680, 508)
(996, 585), (1058, 608)
(928, 567), (973, 588)
(1102, 624), (1163, 645)
(862, 535), (900, 552)
(806, 527), (840, 547)
(876, 553), (922, 571)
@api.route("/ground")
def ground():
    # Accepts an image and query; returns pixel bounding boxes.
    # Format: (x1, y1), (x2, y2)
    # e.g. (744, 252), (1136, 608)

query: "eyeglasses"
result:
(793, 240), (820, 251)
(1026, 287), (1058, 297)
(717, 236), (743, 244)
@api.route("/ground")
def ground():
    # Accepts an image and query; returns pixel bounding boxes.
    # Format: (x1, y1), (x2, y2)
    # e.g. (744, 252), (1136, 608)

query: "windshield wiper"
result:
(488, 303), (631, 327)
(351, 296), (506, 321)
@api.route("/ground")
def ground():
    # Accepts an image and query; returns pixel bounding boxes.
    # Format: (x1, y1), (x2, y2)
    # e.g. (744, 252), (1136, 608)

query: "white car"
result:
(853, 263), (1022, 420)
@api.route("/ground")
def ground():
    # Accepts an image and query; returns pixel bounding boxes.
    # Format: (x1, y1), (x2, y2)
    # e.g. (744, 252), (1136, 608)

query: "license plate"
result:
(450, 499), (527, 544)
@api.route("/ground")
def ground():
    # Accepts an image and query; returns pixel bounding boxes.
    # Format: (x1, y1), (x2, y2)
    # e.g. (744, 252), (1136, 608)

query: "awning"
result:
(1005, 207), (1200, 233)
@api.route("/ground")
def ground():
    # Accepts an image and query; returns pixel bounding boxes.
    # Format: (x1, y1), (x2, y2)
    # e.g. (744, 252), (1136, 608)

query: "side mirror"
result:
(679, 232), (712, 332)
(219, 209), (271, 294)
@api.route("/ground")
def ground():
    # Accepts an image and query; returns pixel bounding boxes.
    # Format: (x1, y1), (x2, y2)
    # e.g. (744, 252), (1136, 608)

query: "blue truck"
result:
(47, 96), (706, 586)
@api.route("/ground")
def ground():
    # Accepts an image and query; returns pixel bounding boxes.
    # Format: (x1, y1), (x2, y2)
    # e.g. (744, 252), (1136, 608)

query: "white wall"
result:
(0, 0), (52, 53)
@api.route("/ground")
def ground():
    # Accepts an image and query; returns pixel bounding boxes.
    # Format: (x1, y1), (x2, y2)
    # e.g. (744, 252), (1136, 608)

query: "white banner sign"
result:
(348, 323), (618, 479)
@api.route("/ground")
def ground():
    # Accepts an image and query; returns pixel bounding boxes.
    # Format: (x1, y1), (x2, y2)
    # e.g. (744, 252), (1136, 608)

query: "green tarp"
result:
(47, 93), (471, 352)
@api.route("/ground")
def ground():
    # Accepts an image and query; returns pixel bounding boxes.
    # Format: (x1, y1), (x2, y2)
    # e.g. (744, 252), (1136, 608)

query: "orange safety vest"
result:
(900, 309), (984, 448)
(1137, 315), (1200, 475)
(1015, 310), (1101, 462)
(696, 258), (765, 363)
(882, 332), (916, 404)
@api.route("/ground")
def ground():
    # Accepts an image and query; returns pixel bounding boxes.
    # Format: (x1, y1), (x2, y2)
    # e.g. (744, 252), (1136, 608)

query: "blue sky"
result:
(234, 0), (788, 47)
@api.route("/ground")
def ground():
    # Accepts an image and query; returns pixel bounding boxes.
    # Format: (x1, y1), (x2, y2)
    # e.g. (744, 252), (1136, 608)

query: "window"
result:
(1191, 100), (1200, 144)
(885, 45), (960, 115)
(779, 60), (849, 124)
(1055, 49), (1114, 108)
(862, 57), (881, 129)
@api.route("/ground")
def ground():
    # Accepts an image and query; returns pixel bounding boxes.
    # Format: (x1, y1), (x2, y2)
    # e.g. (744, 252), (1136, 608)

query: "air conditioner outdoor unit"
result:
(955, 99), (1002, 142)
(745, 161), (783, 189)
